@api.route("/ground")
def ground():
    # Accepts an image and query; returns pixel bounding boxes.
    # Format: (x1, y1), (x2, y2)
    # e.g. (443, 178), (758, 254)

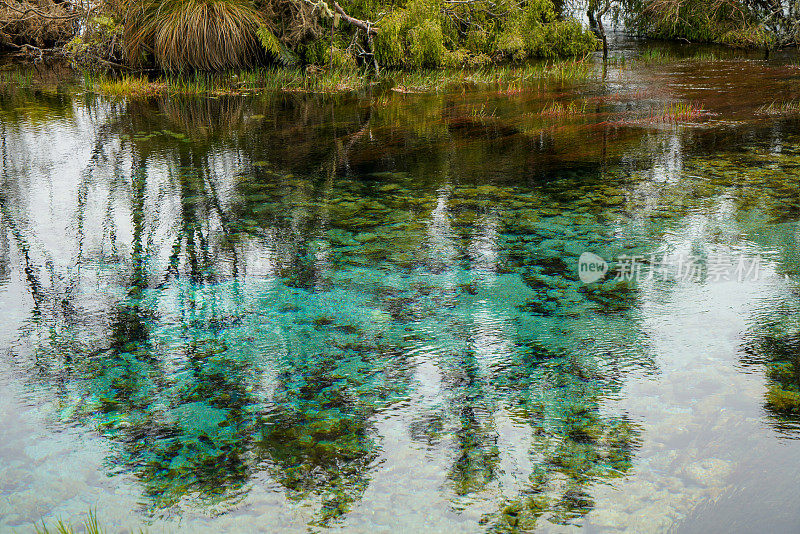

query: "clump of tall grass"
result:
(385, 61), (596, 93)
(33, 509), (152, 534)
(646, 102), (704, 122)
(759, 101), (800, 116)
(639, 48), (676, 64)
(122, 0), (265, 71)
(77, 59), (600, 98)
(90, 74), (163, 97)
(0, 68), (34, 88)
(33, 509), (124, 534)
(540, 99), (588, 116)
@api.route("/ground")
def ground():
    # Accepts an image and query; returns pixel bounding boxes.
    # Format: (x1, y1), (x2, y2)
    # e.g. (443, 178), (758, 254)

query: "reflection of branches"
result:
(445, 352), (500, 496)
(0, 194), (45, 313)
(332, 111), (371, 176)
(259, 362), (378, 525)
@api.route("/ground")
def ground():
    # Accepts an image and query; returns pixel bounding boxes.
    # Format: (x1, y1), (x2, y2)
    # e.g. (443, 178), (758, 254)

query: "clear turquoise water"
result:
(3, 48), (800, 532)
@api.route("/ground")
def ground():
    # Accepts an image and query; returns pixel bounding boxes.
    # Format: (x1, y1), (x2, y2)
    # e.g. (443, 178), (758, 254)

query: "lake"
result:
(2, 41), (800, 532)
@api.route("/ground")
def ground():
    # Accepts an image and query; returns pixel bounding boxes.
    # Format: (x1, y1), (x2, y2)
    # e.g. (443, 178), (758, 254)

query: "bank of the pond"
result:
(3, 41), (788, 100)
(77, 61), (601, 97)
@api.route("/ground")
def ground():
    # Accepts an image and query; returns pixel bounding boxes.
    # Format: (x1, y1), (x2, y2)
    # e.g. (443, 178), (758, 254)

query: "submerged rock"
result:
(683, 458), (733, 487)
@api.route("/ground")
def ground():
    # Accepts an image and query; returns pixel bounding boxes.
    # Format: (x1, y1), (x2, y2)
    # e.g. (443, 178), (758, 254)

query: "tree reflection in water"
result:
(0, 88), (661, 527)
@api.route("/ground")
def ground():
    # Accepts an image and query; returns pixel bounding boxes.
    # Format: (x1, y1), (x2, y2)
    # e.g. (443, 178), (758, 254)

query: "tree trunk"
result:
(597, 12), (608, 60)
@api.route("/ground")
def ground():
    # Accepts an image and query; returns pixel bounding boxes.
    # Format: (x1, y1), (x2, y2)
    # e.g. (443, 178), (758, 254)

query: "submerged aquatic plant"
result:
(744, 328), (800, 417)
(34, 510), (109, 534)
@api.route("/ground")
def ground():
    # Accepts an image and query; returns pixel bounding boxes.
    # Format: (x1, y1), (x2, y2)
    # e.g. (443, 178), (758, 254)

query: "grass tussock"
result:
(122, 0), (265, 71)
(91, 74), (164, 97)
(385, 61), (596, 93)
(638, 48), (675, 64)
(33, 509), (151, 534)
(33, 509), (128, 534)
(0, 68), (34, 88)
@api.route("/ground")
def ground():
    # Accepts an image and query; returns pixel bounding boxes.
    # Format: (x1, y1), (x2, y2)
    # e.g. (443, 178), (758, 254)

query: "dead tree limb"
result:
(332, 1), (377, 34)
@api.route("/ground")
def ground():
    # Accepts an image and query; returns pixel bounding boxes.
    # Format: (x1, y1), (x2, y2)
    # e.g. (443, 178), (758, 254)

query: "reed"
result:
(34, 509), (113, 534)
(647, 102), (704, 122)
(759, 101), (800, 116)
(540, 100), (588, 116)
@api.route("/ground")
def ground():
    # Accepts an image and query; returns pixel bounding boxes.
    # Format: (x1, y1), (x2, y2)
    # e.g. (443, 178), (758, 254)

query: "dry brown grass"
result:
(122, 0), (265, 71)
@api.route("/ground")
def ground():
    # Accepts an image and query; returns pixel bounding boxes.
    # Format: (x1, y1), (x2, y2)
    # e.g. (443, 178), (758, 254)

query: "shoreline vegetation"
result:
(78, 60), (599, 96)
(0, 0), (796, 79)
(0, 45), (777, 100)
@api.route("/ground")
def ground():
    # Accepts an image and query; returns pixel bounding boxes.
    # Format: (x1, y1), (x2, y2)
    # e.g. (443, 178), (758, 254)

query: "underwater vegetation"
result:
(33, 510), (110, 534)
(6, 55), (800, 532)
(743, 317), (800, 420)
(0, 80), (663, 528)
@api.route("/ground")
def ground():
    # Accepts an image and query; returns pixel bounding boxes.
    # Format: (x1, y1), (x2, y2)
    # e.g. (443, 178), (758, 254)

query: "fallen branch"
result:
(332, 1), (377, 34)
(0, 0), (83, 20)
(7, 41), (59, 60)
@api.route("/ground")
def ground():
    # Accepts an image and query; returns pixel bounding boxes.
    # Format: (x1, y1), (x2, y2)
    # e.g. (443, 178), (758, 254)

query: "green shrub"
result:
(374, 0), (597, 68)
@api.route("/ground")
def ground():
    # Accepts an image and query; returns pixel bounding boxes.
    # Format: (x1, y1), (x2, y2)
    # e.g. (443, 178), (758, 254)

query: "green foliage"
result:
(327, 45), (358, 69)
(374, 0), (597, 68)
(257, 25), (281, 55)
(718, 23), (775, 48)
(65, 15), (124, 69)
(34, 509), (111, 534)
(87, 0), (598, 71)
(408, 18), (447, 66)
(257, 25), (300, 65)
(624, 0), (776, 47)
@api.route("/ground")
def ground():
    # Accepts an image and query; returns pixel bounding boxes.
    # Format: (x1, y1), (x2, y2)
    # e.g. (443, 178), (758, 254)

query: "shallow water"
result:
(3, 45), (800, 532)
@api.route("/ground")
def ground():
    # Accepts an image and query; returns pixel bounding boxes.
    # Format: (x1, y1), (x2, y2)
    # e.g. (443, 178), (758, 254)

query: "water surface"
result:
(3, 45), (800, 532)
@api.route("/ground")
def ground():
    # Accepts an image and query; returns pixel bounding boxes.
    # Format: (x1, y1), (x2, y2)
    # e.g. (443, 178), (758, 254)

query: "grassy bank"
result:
(80, 60), (599, 98)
